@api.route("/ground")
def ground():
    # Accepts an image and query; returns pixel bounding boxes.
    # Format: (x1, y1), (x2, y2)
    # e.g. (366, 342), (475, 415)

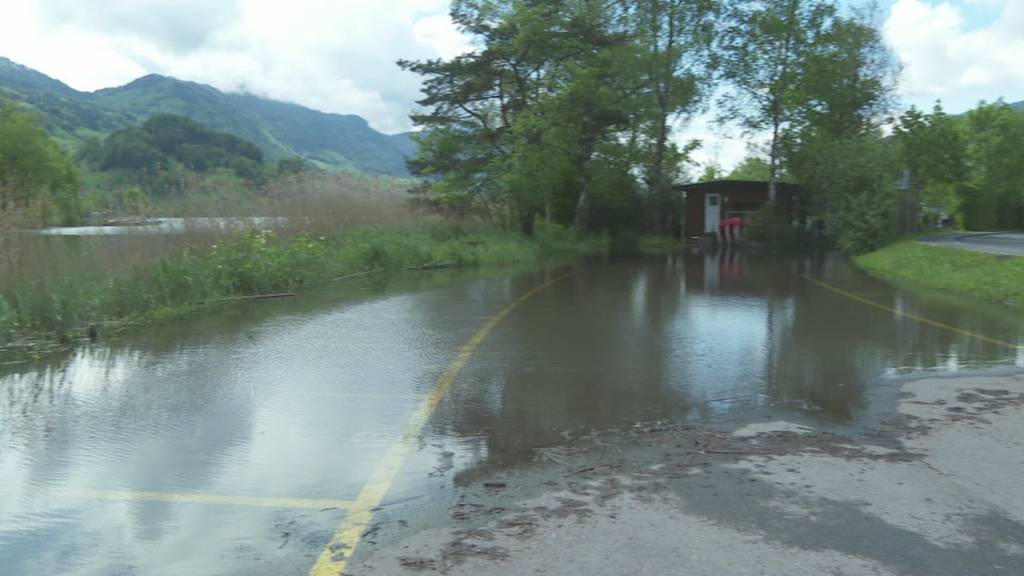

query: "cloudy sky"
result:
(1, 0), (1022, 169)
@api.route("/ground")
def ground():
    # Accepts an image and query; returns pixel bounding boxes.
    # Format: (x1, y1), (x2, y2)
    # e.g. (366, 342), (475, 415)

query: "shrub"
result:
(0, 223), (608, 345)
(744, 202), (816, 251)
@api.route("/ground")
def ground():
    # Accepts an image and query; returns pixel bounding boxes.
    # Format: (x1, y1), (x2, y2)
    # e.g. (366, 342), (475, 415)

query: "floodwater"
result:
(1, 250), (1022, 575)
(36, 217), (292, 236)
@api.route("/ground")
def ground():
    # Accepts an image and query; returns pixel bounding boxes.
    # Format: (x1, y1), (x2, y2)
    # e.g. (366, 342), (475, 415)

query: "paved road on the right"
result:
(921, 231), (1024, 256)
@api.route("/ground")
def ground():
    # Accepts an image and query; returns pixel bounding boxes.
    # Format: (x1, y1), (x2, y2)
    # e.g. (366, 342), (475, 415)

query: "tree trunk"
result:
(652, 114), (670, 234)
(574, 144), (596, 233)
(574, 166), (593, 233)
(768, 119), (780, 202)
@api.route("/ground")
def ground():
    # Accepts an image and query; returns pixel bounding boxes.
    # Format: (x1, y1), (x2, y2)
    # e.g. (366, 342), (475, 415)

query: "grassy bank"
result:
(856, 240), (1024, 307)
(0, 223), (606, 345)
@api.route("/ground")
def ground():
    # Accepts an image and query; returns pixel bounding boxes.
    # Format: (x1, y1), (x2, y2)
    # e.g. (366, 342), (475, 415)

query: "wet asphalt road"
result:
(1, 251), (1023, 576)
(920, 232), (1024, 256)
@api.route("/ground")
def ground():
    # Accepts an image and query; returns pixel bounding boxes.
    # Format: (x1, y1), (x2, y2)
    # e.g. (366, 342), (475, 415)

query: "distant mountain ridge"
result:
(0, 57), (416, 176)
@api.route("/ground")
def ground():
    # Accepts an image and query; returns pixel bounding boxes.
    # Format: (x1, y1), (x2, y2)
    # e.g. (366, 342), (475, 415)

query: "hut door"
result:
(704, 194), (721, 233)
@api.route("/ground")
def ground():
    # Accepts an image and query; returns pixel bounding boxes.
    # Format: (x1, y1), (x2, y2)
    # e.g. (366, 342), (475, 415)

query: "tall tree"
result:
(893, 103), (968, 226)
(786, 6), (898, 234)
(727, 155), (770, 180)
(718, 0), (833, 200)
(628, 0), (717, 233)
(0, 100), (81, 226)
(549, 0), (633, 231)
(400, 1), (568, 232)
(960, 101), (1024, 229)
(401, 0), (635, 233)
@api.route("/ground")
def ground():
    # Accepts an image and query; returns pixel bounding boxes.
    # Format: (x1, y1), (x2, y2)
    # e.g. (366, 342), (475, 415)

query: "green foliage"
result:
(0, 100), (82, 226)
(0, 224), (608, 343)
(401, 0), (896, 243)
(789, 133), (899, 255)
(960, 102), (1024, 230)
(628, 0), (717, 234)
(718, 0), (831, 189)
(402, 0), (712, 235)
(720, 0), (895, 203)
(697, 163), (724, 183)
(277, 157), (310, 175)
(78, 113), (266, 194)
(743, 202), (816, 250)
(727, 156), (771, 181)
(857, 241), (1024, 308)
(893, 103), (968, 227)
(893, 100), (1024, 231)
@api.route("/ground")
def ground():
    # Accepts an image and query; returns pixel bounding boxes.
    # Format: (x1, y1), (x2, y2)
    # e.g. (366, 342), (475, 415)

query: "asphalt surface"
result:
(2, 252), (1023, 575)
(920, 232), (1024, 256)
(349, 373), (1024, 576)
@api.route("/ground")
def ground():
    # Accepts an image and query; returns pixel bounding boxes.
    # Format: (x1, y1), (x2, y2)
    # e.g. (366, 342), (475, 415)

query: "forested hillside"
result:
(76, 113), (266, 192)
(0, 57), (415, 175)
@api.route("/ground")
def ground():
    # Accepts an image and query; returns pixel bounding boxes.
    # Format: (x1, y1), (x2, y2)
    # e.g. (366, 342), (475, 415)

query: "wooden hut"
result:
(676, 180), (802, 241)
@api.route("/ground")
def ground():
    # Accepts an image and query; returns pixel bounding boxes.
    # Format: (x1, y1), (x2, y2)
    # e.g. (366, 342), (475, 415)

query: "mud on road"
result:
(346, 373), (1024, 576)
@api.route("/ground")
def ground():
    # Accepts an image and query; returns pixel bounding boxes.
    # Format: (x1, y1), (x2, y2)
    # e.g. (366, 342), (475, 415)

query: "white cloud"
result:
(884, 0), (1024, 108)
(0, 0), (472, 133)
(414, 13), (475, 60)
(674, 113), (763, 177)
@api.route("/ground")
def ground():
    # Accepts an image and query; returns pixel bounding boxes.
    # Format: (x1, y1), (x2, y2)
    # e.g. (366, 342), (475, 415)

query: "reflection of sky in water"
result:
(666, 296), (794, 410)
(37, 217), (292, 236)
(0, 279), (504, 575)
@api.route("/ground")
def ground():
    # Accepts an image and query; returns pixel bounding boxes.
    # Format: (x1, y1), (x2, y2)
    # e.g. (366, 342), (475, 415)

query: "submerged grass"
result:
(855, 240), (1024, 308)
(0, 223), (606, 344)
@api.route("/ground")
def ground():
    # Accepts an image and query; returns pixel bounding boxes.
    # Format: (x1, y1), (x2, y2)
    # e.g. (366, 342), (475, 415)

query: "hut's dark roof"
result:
(674, 179), (802, 194)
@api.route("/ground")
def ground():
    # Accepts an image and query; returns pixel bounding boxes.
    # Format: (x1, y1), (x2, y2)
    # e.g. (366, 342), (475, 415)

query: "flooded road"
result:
(1, 250), (1022, 576)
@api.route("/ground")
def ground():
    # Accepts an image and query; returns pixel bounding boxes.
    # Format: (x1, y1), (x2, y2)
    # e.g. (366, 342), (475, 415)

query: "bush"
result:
(743, 202), (816, 251)
(788, 133), (900, 255)
(831, 187), (897, 255)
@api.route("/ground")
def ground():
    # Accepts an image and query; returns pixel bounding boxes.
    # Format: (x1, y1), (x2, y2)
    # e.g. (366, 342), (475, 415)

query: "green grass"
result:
(0, 223), (607, 345)
(856, 240), (1024, 307)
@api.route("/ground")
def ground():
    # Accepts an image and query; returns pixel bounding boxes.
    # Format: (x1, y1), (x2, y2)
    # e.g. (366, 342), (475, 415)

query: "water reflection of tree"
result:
(429, 261), (694, 474)
(433, 250), (1024, 483)
(765, 255), (1021, 419)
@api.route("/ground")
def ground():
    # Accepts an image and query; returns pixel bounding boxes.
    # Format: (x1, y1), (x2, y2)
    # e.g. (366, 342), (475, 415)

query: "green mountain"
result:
(1010, 100), (1024, 112)
(0, 57), (416, 175)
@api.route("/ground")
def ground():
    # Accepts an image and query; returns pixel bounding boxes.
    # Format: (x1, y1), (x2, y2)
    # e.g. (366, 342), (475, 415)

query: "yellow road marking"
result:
(309, 274), (568, 576)
(802, 275), (1021, 349)
(50, 489), (357, 510)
